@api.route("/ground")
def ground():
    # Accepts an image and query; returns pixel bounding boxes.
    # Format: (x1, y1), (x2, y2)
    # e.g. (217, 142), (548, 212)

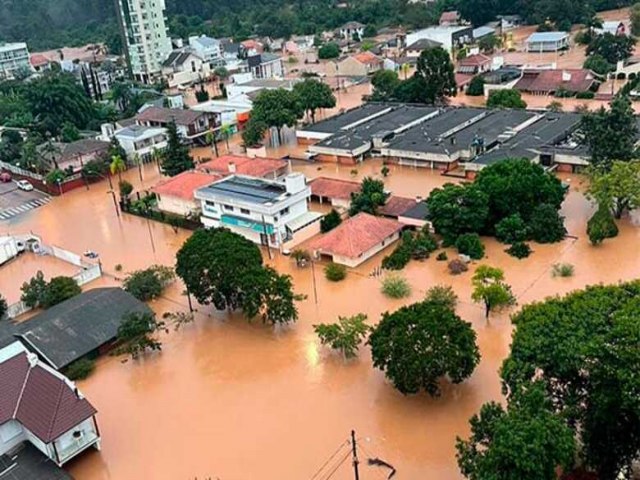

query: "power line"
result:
(310, 440), (350, 480)
(320, 449), (352, 480)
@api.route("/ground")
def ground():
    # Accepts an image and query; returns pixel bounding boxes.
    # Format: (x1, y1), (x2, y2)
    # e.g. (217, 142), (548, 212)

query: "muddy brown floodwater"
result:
(1, 159), (639, 480)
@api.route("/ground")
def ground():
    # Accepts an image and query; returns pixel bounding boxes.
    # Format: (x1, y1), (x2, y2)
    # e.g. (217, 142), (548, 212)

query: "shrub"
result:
(552, 263), (574, 277)
(115, 264), (123, 272)
(382, 242), (412, 270)
(318, 42), (340, 59)
(291, 249), (311, 266)
(487, 89), (527, 109)
(455, 233), (485, 260)
(324, 262), (347, 282)
(629, 72), (637, 80)
(412, 229), (438, 259)
(119, 180), (133, 198)
(617, 72), (626, 80)
(529, 204), (567, 243)
(64, 358), (96, 380)
(381, 166), (390, 177)
(466, 76), (485, 96)
(448, 259), (469, 275)
(495, 214), (528, 244)
(123, 265), (175, 301)
(436, 251), (448, 261)
(381, 275), (412, 299)
(425, 285), (457, 310)
(576, 91), (595, 99)
(587, 205), (618, 245)
(320, 209), (342, 233)
(506, 241), (532, 259)
(583, 53), (613, 75)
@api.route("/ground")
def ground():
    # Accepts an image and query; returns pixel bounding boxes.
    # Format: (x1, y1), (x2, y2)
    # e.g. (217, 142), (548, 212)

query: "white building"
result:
(0, 342), (101, 467)
(100, 123), (168, 161)
(525, 32), (570, 52)
(115, 0), (173, 83)
(405, 26), (473, 55)
(161, 50), (210, 87)
(247, 53), (284, 79)
(339, 21), (365, 40)
(0, 42), (31, 80)
(189, 35), (223, 65)
(195, 173), (322, 248)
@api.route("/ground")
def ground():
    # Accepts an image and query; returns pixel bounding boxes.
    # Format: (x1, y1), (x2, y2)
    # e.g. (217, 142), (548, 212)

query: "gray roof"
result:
(0, 443), (72, 480)
(526, 32), (569, 43)
(473, 26), (496, 38)
(300, 103), (392, 134)
(15, 288), (151, 369)
(193, 36), (220, 48)
(407, 38), (443, 50)
(117, 124), (163, 139)
(400, 201), (429, 220)
(248, 53), (281, 67)
(197, 176), (286, 204)
(315, 105), (439, 151)
(162, 50), (196, 68)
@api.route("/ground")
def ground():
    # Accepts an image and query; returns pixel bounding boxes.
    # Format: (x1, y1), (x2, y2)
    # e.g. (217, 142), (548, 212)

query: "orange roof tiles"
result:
(197, 155), (288, 178)
(152, 171), (220, 200)
(353, 51), (382, 66)
(309, 176), (360, 201)
(380, 196), (418, 217)
(309, 212), (403, 259)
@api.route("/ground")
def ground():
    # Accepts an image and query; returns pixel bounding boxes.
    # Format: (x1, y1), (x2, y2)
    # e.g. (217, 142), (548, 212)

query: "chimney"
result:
(562, 70), (571, 82)
(415, 195), (423, 202)
(284, 172), (306, 194)
(228, 161), (236, 173)
(26, 352), (38, 367)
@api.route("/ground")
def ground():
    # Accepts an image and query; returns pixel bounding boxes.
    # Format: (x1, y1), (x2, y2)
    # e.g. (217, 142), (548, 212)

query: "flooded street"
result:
(1, 157), (639, 480)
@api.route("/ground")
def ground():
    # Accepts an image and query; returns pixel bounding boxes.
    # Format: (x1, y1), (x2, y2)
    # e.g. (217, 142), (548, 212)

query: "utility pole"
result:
(351, 430), (360, 480)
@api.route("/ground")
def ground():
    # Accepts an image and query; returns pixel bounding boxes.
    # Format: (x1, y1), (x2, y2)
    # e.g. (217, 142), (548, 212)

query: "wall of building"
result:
(156, 194), (198, 217)
(54, 417), (99, 465)
(0, 420), (27, 455)
(329, 231), (400, 267)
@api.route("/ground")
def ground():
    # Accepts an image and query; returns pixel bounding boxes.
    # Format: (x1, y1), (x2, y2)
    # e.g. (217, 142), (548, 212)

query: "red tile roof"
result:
(309, 176), (361, 201)
(0, 352), (96, 443)
(197, 155), (288, 178)
(353, 51), (383, 66)
(380, 196), (418, 217)
(136, 106), (204, 126)
(514, 69), (596, 94)
(440, 11), (460, 23)
(459, 53), (491, 67)
(152, 171), (220, 200)
(29, 54), (50, 68)
(309, 212), (403, 259)
(455, 73), (474, 87)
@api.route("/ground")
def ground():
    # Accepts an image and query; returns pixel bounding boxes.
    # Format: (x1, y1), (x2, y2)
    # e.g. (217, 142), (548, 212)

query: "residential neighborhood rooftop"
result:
(309, 212), (403, 260)
(152, 171), (220, 200)
(136, 106), (204, 126)
(379, 196), (419, 217)
(197, 154), (288, 178)
(196, 175), (288, 205)
(309, 176), (360, 201)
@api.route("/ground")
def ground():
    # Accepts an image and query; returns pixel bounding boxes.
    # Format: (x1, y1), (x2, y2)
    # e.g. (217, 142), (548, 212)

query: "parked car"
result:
(16, 180), (34, 191)
(0, 172), (11, 183)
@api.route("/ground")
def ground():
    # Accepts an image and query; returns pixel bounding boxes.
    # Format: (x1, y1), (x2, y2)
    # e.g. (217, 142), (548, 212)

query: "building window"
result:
(280, 207), (290, 216)
(223, 204), (234, 211)
(205, 200), (215, 207)
(240, 208), (250, 215)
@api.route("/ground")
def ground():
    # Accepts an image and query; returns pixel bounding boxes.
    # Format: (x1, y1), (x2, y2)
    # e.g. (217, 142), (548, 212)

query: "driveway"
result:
(0, 181), (50, 221)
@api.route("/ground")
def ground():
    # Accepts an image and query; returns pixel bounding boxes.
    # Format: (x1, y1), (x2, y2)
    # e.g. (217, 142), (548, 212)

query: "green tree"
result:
(251, 88), (303, 144)
(314, 313), (370, 358)
(324, 262), (347, 282)
(370, 70), (401, 101)
(118, 179), (133, 199)
(20, 271), (48, 308)
(363, 24), (377, 38)
(502, 281), (640, 480)
(495, 214), (529, 243)
(466, 76), (485, 96)
(241, 119), (267, 147)
(110, 154), (126, 184)
(116, 311), (166, 359)
(471, 265), (516, 319)
(529, 203), (567, 243)
(455, 233), (485, 260)
(486, 89), (527, 109)
(580, 95), (638, 168)
(426, 183), (489, 245)
(586, 32), (636, 65)
(40, 276), (81, 308)
(632, 3), (640, 36)
(123, 265), (175, 301)
(414, 47), (457, 104)
(583, 53), (614, 75)
(380, 274), (412, 299)
(107, 136), (127, 163)
(348, 177), (386, 216)
(82, 158), (109, 180)
(320, 209), (342, 233)
(368, 300), (480, 396)
(477, 34), (501, 53)
(293, 79), (336, 123)
(240, 267), (303, 325)
(60, 122), (81, 142)
(161, 120), (194, 177)
(318, 42), (340, 59)
(474, 158), (566, 232)
(587, 204), (619, 245)
(456, 383), (576, 480)
(587, 160), (640, 218)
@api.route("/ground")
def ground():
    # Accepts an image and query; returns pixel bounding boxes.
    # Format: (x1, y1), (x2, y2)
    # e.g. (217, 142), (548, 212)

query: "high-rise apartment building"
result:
(0, 42), (31, 80)
(114, 0), (173, 84)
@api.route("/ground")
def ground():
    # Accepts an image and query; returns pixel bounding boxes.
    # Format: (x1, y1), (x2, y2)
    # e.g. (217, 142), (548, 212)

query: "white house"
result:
(152, 170), (220, 217)
(339, 21), (365, 40)
(0, 342), (100, 467)
(0, 42), (31, 80)
(116, 125), (168, 161)
(161, 50), (210, 88)
(188, 35), (223, 64)
(247, 53), (284, 79)
(405, 26), (473, 55)
(195, 173), (322, 248)
(525, 32), (570, 52)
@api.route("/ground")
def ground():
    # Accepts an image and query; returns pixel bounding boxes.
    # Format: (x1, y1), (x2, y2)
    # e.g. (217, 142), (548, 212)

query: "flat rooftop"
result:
(314, 105), (438, 151)
(0, 444), (72, 480)
(300, 103), (392, 134)
(197, 176), (287, 205)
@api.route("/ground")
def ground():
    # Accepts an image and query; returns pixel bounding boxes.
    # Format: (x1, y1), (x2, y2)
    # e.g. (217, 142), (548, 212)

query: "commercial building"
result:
(0, 342), (100, 467)
(195, 173), (321, 248)
(115, 0), (173, 83)
(309, 213), (403, 267)
(0, 42), (31, 80)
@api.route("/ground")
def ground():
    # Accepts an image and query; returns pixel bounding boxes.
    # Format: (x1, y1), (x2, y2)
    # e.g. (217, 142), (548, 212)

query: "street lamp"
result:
(106, 189), (120, 217)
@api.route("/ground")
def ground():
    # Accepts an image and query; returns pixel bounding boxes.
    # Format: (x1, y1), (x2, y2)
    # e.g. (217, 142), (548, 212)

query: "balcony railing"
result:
(57, 432), (100, 465)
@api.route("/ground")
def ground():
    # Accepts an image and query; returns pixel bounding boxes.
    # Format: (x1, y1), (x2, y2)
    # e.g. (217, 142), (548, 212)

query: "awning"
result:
(286, 211), (323, 233)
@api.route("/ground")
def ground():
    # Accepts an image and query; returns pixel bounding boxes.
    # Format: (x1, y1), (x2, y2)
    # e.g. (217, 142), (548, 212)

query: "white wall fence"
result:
(3, 237), (102, 320)
(0, 160), (44, 181)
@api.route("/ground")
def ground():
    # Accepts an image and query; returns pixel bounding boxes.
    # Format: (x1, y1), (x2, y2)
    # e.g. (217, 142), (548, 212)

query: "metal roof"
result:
(197, 175), (287, 205)
(526, 32), (569, 42)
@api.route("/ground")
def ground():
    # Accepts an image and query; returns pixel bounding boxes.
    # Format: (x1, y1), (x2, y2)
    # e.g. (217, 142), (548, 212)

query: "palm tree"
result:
(220, 124), (234, 152)
(205, 130), (219, 157)
(110, 154), (126, 184)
